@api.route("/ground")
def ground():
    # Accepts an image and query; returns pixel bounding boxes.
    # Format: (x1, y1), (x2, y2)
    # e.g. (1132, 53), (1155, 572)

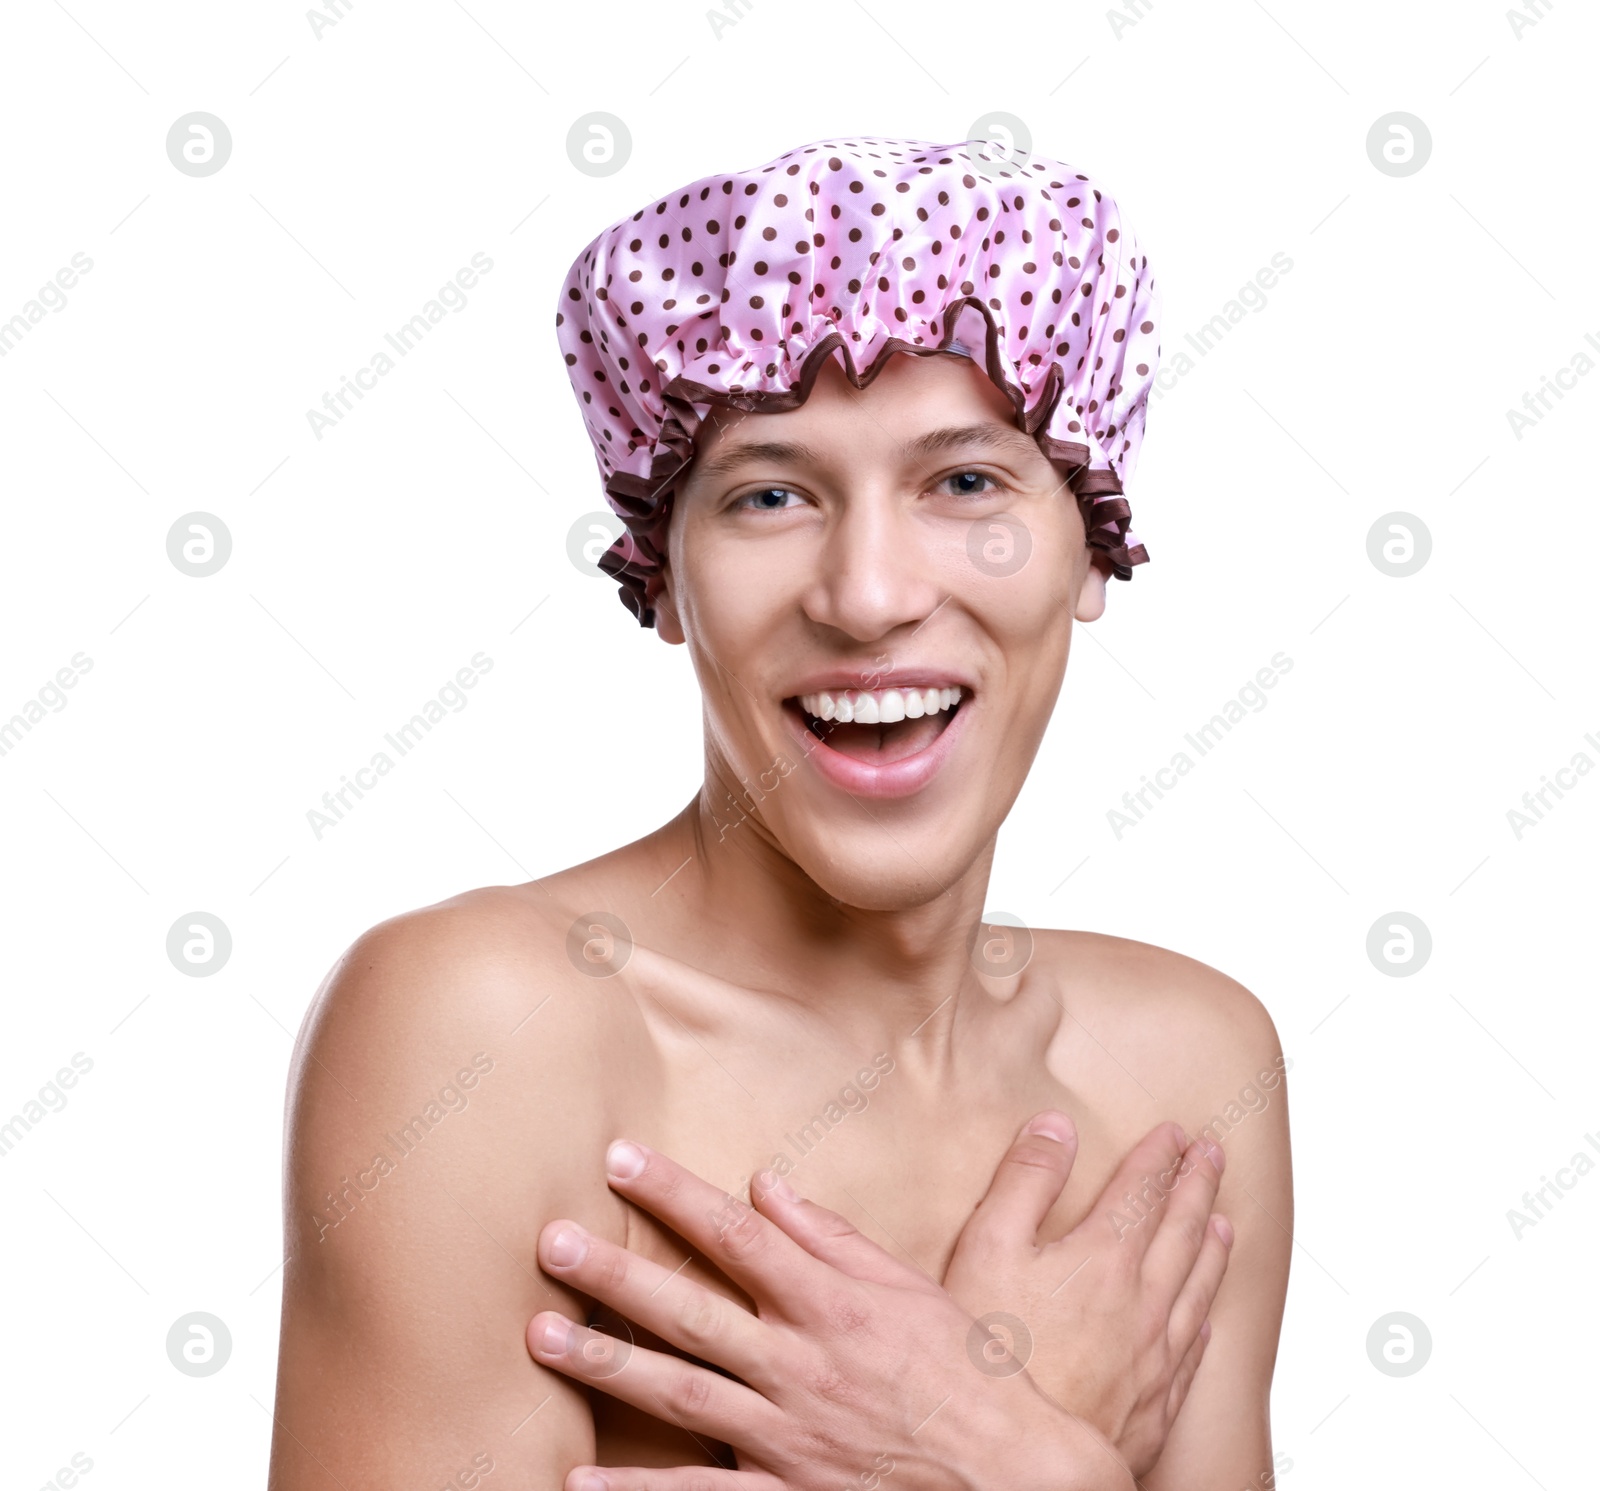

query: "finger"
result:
(567, 1468), (784, 1491)
(537, 1219), (769, 1382)
(1167, 1213), (1232, 1354)
(958, 1112), (1081, 1260)
(1141, 1137), (1226, 1296)
(1078, 1121), (1190, 1256)
(1165, 1315), (1211, 1425)
(749, 1169), (933, 1293)
(528, 1311), (780, 1448)
(603, 1140), (826, 1316)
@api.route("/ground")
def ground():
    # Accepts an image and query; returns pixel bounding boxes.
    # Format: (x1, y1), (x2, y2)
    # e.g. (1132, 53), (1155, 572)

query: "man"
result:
(267, 137), (1291, 1490)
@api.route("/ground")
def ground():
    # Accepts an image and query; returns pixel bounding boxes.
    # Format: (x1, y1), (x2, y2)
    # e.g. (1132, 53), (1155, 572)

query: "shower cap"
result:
(556, 135), (1161, 627)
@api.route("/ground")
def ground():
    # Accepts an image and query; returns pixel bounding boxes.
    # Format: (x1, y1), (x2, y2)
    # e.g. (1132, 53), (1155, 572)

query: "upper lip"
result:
(781, 665), (978, 699)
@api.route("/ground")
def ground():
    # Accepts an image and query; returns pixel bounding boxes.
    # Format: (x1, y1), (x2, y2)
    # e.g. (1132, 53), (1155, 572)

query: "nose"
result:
(798, 488), (947, 642)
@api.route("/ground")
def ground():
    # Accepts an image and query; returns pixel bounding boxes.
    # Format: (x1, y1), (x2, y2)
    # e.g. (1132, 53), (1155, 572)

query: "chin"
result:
(774, 807), (995, 915)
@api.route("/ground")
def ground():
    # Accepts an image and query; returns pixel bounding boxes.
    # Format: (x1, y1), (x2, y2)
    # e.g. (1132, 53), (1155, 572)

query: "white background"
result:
(1, 0), (1594, 1486)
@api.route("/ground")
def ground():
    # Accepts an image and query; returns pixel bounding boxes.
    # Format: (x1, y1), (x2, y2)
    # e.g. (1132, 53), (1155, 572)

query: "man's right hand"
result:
(776, 1113), (1232, 1480)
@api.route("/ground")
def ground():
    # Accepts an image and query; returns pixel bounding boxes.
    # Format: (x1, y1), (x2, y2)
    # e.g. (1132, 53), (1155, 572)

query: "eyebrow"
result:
(691, 422), (1039, 485)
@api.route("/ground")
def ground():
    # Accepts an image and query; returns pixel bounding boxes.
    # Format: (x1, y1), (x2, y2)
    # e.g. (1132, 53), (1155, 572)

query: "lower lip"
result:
(781, 698), (971, 800)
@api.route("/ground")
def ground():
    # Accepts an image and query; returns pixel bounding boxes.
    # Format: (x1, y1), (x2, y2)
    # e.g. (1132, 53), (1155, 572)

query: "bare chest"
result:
(580, 1027), (1142, 1467)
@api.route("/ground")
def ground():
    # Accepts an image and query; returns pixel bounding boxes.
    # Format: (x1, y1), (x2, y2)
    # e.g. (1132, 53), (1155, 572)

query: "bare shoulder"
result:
(270, 883), (634, 1487)
(1035, 926), (1293, 1480)
(1032, 926), (1292, 1239)
(283, 879), (648, 1265)
(292, 882), (605, 1084)
(1034, 926), (1287, 1123)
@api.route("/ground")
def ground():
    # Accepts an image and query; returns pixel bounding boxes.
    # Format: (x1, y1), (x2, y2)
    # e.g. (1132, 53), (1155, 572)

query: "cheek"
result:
(947, 515), (1076, 635)
(674, 526), (792, 643)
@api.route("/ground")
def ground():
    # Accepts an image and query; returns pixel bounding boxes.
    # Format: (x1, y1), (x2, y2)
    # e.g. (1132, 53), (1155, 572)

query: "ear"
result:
(1074, 551), (1111, 624)
(653, 567), (686, 645)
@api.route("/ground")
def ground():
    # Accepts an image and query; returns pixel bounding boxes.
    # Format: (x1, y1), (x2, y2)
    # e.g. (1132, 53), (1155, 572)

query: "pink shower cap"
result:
(556, 136), (1161, 627)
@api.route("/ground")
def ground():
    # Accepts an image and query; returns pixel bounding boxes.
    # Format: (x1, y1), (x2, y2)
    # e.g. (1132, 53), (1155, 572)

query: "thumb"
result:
(751, 1169), (931, 1291)
(956, 1111), (1079, 1260)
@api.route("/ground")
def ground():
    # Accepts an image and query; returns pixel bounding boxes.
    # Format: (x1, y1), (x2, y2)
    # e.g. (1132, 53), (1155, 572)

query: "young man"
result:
(267, 138), (1292, 1490)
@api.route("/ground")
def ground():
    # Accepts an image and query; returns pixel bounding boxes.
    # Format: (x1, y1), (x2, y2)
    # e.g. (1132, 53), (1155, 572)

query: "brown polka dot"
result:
(558, 137), (1159, 623)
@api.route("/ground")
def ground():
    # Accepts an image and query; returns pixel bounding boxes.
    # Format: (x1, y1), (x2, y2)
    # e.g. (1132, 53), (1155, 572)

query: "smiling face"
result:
(656, 349), (1110, 911)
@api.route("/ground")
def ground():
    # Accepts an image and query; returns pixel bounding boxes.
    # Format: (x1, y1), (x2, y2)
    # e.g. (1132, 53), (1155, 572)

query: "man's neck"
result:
(622, 790), (1002, 1072)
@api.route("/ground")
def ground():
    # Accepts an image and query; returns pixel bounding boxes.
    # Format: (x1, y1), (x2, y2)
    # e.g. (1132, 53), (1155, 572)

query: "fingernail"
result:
(1207, 1141), (1226, 1174)
(1026, 1111), (1075, 1145)
(606, 1140), (647, 1180)
(1213, 1214), (1234, 1246)
(755, 1168), (800, 1202)
(545, 1225), (588, 1268)
(535, 1317), (571, 1355)
(574, 1473), (608, 1491)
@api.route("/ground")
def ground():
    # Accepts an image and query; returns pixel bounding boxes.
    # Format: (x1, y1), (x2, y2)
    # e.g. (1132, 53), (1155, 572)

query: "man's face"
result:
(659, 350), (1109, 910)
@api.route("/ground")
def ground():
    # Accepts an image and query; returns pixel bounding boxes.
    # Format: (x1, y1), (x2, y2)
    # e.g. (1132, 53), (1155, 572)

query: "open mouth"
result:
(784, 686), (966, 766)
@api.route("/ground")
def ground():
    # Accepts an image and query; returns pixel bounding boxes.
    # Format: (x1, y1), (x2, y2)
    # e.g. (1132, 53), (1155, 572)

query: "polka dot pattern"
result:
(556, 137), (1161, 627)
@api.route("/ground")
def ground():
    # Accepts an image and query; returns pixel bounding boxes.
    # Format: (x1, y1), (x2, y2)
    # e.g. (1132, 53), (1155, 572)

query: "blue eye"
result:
(941, 471), (997, 496)
(736, 487), (802, 511)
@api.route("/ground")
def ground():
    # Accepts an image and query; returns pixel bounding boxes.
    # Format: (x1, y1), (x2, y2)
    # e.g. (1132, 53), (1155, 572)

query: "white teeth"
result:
(795, 685), (965, 722)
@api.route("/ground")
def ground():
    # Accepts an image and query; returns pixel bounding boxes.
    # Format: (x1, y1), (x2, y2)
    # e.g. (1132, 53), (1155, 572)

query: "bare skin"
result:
(267, 352), (1292, 1489)
(527, 1114), (1233, 1489)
